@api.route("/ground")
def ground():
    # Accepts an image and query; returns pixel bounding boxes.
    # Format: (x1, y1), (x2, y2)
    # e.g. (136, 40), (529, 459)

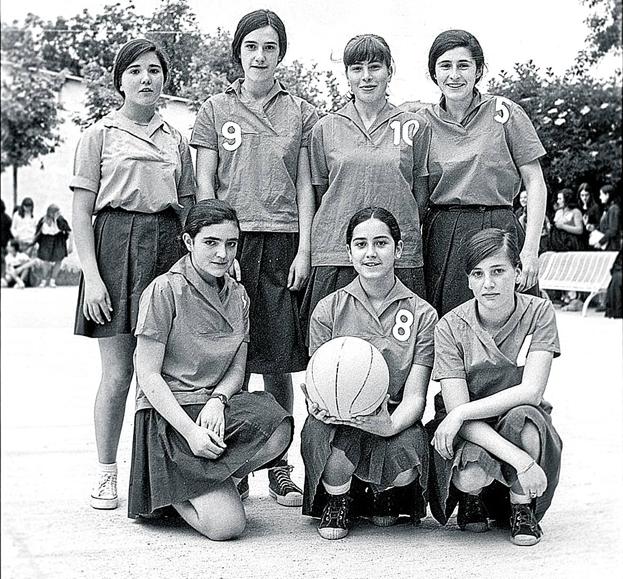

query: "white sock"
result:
(509, 490), (531, 505)
(322, 479), (351, 496)
(98, 462), (117, 475)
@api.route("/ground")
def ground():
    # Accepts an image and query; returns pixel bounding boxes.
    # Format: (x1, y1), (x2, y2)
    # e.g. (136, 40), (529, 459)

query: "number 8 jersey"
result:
(190, 79), (318, 232)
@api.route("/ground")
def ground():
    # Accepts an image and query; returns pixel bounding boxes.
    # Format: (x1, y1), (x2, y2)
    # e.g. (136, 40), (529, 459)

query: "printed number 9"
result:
(222, 121), (242, 151)
(392, 309), (414, 342)
(390, 120), (419, 147)
(494, 97), (510, 124)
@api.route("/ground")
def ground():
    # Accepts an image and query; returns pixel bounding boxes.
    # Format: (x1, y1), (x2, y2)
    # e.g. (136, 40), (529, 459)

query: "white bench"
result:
(538, 251), (619, 316)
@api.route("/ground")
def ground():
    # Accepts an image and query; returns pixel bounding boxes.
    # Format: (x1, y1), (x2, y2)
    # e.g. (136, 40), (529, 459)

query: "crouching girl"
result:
(301, 207), (438, 539)
(429, 228), (562, 546)
(129, 200), (293, 540)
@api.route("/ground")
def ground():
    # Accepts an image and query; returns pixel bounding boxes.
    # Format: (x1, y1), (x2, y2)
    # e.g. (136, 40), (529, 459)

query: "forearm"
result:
(295, 186), (314, 255)
(72, 202), (100, 283)
(195, 148), (218, 201)
(459, 420), (534, 471)
(413, 176), (429, 222)
(389, 395), (426, 434)
(456, 385), (540, 422)
(521, 162), (547, 256)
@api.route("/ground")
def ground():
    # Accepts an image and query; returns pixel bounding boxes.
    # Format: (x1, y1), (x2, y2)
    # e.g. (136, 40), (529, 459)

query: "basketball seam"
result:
(349, 341), (375, 415)
(335, 338), (346, 417)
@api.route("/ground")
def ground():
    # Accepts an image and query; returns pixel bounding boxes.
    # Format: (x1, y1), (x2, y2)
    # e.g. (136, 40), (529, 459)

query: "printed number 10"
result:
(390, 119), (419, 147)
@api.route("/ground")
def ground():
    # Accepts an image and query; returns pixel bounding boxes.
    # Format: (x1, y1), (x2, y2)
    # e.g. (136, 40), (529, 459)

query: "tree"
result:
(488, 61), (621, 196)
(1, 20), (64, 205)
(582, 0), (622, 63)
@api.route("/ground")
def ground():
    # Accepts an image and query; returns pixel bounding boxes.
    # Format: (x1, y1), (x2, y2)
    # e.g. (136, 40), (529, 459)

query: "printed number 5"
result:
(494, 97), (511, 124)
(222, 121), (242, 151)
(392, 309), (414, 342)
(390, 120), (419, 147)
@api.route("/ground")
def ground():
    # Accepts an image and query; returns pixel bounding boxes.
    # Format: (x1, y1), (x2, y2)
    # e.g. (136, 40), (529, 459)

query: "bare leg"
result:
(95, 335), (136, 464)
(453, 463), (494, 495)
(263, 373), (293, 462)
(510, 421), (541, 503)
(174, 479), (246, 540)
(321, 446), (357, 488)
(49, 261), (62, 284)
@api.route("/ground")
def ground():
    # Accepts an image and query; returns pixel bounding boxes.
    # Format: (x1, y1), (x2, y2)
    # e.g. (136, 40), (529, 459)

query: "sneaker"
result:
(318, 493), (353, 540)
(237, 476), (249, 501)
(268, 461), (303, 507)
(90, 471), (118, 510)
(457, 492), (489, 532)
(369, 487), (400, 527)
(510, 503), (542, 546)
(39, 280), (47, 288)
(49, 279), (57, 288)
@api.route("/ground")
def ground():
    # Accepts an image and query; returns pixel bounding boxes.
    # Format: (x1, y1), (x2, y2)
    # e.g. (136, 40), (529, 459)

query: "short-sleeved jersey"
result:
(432, 293), (560, 404)
(309, 101), (431, 267)
(190, 80), (318, 233)
(134, 254), (250, 411)
(416, 91), (545, 206)
(70, 110), (196, 214)
(309, 277), (438, 403)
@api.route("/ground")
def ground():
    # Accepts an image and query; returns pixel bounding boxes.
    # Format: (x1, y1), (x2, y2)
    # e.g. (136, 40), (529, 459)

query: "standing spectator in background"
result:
(34, 204), (72, 288)
(1, 199), (13, 277)
(547, 189), (584, 252)
(590, 185), (622, 252)
(577, 183), (601, 245)
(515, 190), (550, 255)
(11, 197), (37, 256)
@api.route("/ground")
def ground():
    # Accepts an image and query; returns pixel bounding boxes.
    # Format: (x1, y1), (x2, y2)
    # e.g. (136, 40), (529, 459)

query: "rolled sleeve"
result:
(309, 122), (329, 188)
(529, 301), (561, 358)
(177, 135), (197, 199)
(432, 317), (467, 381)
(412, 304), (438, 367)
(70, 126), (103, 193)
(506, 102), (546, 167)
(135, 278), (175, 343)
(300, 101), (319, 148)
(190, 100), (218, 150)
(412, 119), (431, 179)
(309, 297), (334, 356)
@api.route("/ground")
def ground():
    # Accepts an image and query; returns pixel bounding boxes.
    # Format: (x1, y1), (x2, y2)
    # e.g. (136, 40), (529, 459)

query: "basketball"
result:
(305, 336), (389, 420)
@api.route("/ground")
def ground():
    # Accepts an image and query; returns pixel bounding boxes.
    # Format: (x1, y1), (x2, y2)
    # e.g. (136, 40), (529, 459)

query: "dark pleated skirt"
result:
(37, 233), (67, 263)
(237, 231), (308, 374)
(301, 415), (429, 519)
(426, 403), (562, 525)
(74, 208), (183, 338)
(422, 205), (537, 317)
(128, 392), (293, 519)
(545, 227), (584, 252)
(300, 265), (426, 342)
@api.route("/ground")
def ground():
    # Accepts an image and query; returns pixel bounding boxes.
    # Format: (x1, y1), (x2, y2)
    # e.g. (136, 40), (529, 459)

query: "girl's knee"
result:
(203, 511), (246, 541)
(391, 468), (417, 488)
(452, 463), (493, 494)
(263, 420), (293, 459)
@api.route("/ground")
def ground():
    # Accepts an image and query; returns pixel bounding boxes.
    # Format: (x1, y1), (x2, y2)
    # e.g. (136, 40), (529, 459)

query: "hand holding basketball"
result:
(350, 394), (395, 437)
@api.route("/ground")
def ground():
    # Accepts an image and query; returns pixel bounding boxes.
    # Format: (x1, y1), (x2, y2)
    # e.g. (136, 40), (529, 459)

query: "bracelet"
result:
(516, 459), (536, 475)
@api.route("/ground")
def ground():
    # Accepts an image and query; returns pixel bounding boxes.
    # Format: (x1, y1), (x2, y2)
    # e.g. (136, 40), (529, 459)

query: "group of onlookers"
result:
(0, 197), (72, 289)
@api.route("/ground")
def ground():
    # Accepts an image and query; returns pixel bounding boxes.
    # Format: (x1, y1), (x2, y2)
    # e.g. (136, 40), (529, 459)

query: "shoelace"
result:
(512, 505), (537, 531)
(96, 473), (117, 497)
(324, 496), (350, 525)
(272, 465), (299, 493)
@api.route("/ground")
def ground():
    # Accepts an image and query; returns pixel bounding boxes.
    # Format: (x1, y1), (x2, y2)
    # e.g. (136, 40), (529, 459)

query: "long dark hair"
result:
(17, 197), (34, 218)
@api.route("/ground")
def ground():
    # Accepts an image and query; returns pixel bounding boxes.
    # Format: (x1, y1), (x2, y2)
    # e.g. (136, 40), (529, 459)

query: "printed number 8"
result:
(222, 121), (242, 151)
(392, 309), (414, 342)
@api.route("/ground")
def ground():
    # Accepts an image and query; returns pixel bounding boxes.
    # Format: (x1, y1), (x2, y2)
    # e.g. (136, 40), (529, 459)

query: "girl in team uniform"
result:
(417, 29), (547, 317)
(301, 34), (431, 328)
(429, 228), (562, 546)
(301, 207), (437, 540)
(71, 39), (196, 510)
(191, 9), (317, 505)
(129, 200), (293, 540)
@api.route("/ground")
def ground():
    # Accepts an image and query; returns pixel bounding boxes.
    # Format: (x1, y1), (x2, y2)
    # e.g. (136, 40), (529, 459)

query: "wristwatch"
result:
(208, 393), (229, 408)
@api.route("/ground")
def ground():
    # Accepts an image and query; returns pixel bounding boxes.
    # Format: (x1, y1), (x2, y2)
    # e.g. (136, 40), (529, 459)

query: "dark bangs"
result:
(343, 34), (392, 69)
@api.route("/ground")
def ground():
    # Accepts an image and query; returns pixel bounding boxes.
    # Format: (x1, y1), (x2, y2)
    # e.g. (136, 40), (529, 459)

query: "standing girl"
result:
(418, 29), (547, 316)
(191, 9), (317, 505)
(302, 207), (437, 540)
(11, 197), (37, 255)
(34, 203), (72, 288)
(303, 34), (430, 325)
(130, 200), (293, 540)
(71, 39), (196, 510)
(430, 228), (562, 546)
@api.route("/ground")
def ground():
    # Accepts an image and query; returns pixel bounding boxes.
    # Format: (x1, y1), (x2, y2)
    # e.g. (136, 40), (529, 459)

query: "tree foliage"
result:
(582, 0), (622, 63)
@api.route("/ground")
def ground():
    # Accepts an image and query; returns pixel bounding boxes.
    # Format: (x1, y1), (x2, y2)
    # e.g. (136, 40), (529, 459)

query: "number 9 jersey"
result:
(190, 79), (318, 233)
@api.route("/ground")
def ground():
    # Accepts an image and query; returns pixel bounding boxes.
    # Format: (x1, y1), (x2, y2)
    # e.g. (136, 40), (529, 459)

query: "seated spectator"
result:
(2, 240), (35, 289)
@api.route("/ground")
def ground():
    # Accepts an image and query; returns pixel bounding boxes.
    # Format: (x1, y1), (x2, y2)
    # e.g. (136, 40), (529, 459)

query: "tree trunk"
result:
(12, 165), (18, 208)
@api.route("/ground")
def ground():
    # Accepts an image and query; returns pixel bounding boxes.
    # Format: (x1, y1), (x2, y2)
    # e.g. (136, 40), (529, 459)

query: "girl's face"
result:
(557, 192), (565, 208)
(183, 222), (239, 284)
(348, 218), (402, 281)
(435, 46), (478, 104)
(580, 190), (591, 205)
(468, 250), (521, 310)
(119, 51), (164, 107)
(240, 26), (280, 83)
(346, 60), (392, 105)
(599, 189), (610, 204)
(23, 204), (33, 216)
(519, 191), (528, 207)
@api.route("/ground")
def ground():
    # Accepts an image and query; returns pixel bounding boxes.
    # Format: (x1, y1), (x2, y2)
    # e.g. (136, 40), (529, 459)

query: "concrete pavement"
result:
(1, 286), (622, 578)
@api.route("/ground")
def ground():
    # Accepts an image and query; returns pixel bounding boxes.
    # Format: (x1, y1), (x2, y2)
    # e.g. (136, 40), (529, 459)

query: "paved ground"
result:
(1, 286), (622, 578)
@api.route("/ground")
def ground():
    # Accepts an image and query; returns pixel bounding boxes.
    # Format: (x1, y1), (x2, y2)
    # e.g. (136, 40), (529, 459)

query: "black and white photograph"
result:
(1, 0), (621, 577)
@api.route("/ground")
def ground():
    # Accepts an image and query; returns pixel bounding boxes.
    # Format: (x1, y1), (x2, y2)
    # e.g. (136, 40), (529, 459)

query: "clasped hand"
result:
(187, 400), (227, 459)
(432, 408), (464, 460)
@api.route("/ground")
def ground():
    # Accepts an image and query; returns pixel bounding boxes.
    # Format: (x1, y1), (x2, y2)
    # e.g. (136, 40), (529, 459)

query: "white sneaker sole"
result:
(90, 495), (118, 510)
(510, 533), (541, 546)
(370, 515), (399, 527)
(269, 489), (303, 507)
(318, 526), (349, 540)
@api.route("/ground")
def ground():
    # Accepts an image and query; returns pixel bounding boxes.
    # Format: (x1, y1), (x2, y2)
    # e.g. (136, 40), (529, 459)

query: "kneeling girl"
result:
(430, 228), (562, 546)
(301, 207), (438, 539)
(129, 200), (293, 540)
